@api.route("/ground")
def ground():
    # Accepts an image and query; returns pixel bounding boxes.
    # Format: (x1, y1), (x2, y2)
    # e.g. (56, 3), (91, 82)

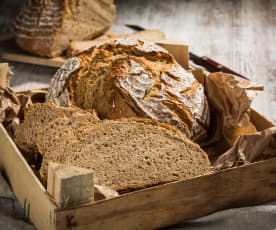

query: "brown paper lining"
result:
(0, 64), (47, 134)
(191, 67), (275, 167)
(192, 68), (264, 147)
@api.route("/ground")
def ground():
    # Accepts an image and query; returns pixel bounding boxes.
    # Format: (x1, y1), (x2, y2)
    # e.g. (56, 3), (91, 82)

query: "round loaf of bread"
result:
(47, 39), (210, 141)
(14, 0), (116, 57)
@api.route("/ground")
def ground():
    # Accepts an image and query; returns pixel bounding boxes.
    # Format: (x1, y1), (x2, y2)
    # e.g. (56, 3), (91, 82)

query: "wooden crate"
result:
(0, 109), (275, 230)
(0, 42), (275, 230)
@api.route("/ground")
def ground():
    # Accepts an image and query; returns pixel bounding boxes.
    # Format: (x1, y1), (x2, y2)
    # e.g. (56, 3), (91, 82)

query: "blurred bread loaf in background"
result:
(14, 0), (116, 57)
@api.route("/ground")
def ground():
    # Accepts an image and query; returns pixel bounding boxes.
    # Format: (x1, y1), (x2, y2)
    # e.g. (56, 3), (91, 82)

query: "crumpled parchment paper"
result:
(213, 127), (276, 170)
(191, 66), (264, 147)
(0, 63), (47, 134)
(205, 73), (264, 145)
(191, 66), (275, 167)
(0, 87), (20, 124)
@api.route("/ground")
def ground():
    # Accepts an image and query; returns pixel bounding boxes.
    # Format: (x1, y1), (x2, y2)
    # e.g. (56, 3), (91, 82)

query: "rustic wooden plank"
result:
(0, 51), (66, 68)
(0, 63), (10, 88)
(0, 124), (57, 230)
(0, 97), (274, 230)
(47, 162), (94, 209)
(55, 157), (276, 230)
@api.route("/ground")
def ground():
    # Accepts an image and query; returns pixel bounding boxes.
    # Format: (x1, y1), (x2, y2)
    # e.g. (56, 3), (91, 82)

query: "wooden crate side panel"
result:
(0, 124), (57, 230)
(56, 157), (276, 230)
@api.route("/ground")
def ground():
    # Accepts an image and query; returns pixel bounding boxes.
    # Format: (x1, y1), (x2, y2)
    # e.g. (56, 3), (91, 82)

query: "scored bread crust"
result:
(37, 117), (211, 191)
(14, 0), (116, 57)
(47, 39), (210, 141)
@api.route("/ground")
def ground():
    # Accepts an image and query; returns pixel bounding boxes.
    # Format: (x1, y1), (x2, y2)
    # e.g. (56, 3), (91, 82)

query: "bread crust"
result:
(14, 0), (116, 57)
(47, 39), (210, 141)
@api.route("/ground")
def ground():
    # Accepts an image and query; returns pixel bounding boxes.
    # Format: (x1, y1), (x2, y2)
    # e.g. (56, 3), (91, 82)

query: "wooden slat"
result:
(0, 51), (66, 68)
(0, 124), (57, 230)
(55, 157), (276, 230)
(47, 162), (94, 209)
(0, 63), (10, 88)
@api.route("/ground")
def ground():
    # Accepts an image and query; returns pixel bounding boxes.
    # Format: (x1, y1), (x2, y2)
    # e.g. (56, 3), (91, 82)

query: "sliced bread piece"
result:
(13, 100), (99, 154)
(37, 118), (211, 191)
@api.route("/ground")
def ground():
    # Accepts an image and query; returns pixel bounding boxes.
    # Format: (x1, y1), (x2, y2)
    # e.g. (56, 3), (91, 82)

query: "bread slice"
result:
(47, 39), (210, 141)
(13, 101), (99, 154)
(14, 0), (116, 57)
(37, 118), (211, 191)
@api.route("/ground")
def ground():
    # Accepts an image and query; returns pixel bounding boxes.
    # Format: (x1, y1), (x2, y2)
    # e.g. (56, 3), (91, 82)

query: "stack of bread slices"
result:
(14, 39), (211, 191)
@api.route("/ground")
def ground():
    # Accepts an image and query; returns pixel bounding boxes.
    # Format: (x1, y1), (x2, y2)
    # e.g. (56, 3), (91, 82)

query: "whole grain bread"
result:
(14, 0), (116, 57)
(37, 117), (211, 191)
(47, 39), (210, 141)
(13, 101), (99, 154)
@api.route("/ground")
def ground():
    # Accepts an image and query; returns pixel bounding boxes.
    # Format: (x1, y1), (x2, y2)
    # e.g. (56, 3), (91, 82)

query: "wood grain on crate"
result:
(0, 124), (57, 230)
(0, 107), (274, 230)
(53, 109), (275, 230)
(56, 158), (276, 230)
(0, 100), (274, 228)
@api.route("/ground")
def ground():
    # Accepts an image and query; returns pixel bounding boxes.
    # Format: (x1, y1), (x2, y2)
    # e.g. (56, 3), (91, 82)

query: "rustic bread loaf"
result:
(37, 118), (211, 191)
(47, 39), (210, 141)
(14, 0), (116, 57)
(13, 101), (99, 153)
